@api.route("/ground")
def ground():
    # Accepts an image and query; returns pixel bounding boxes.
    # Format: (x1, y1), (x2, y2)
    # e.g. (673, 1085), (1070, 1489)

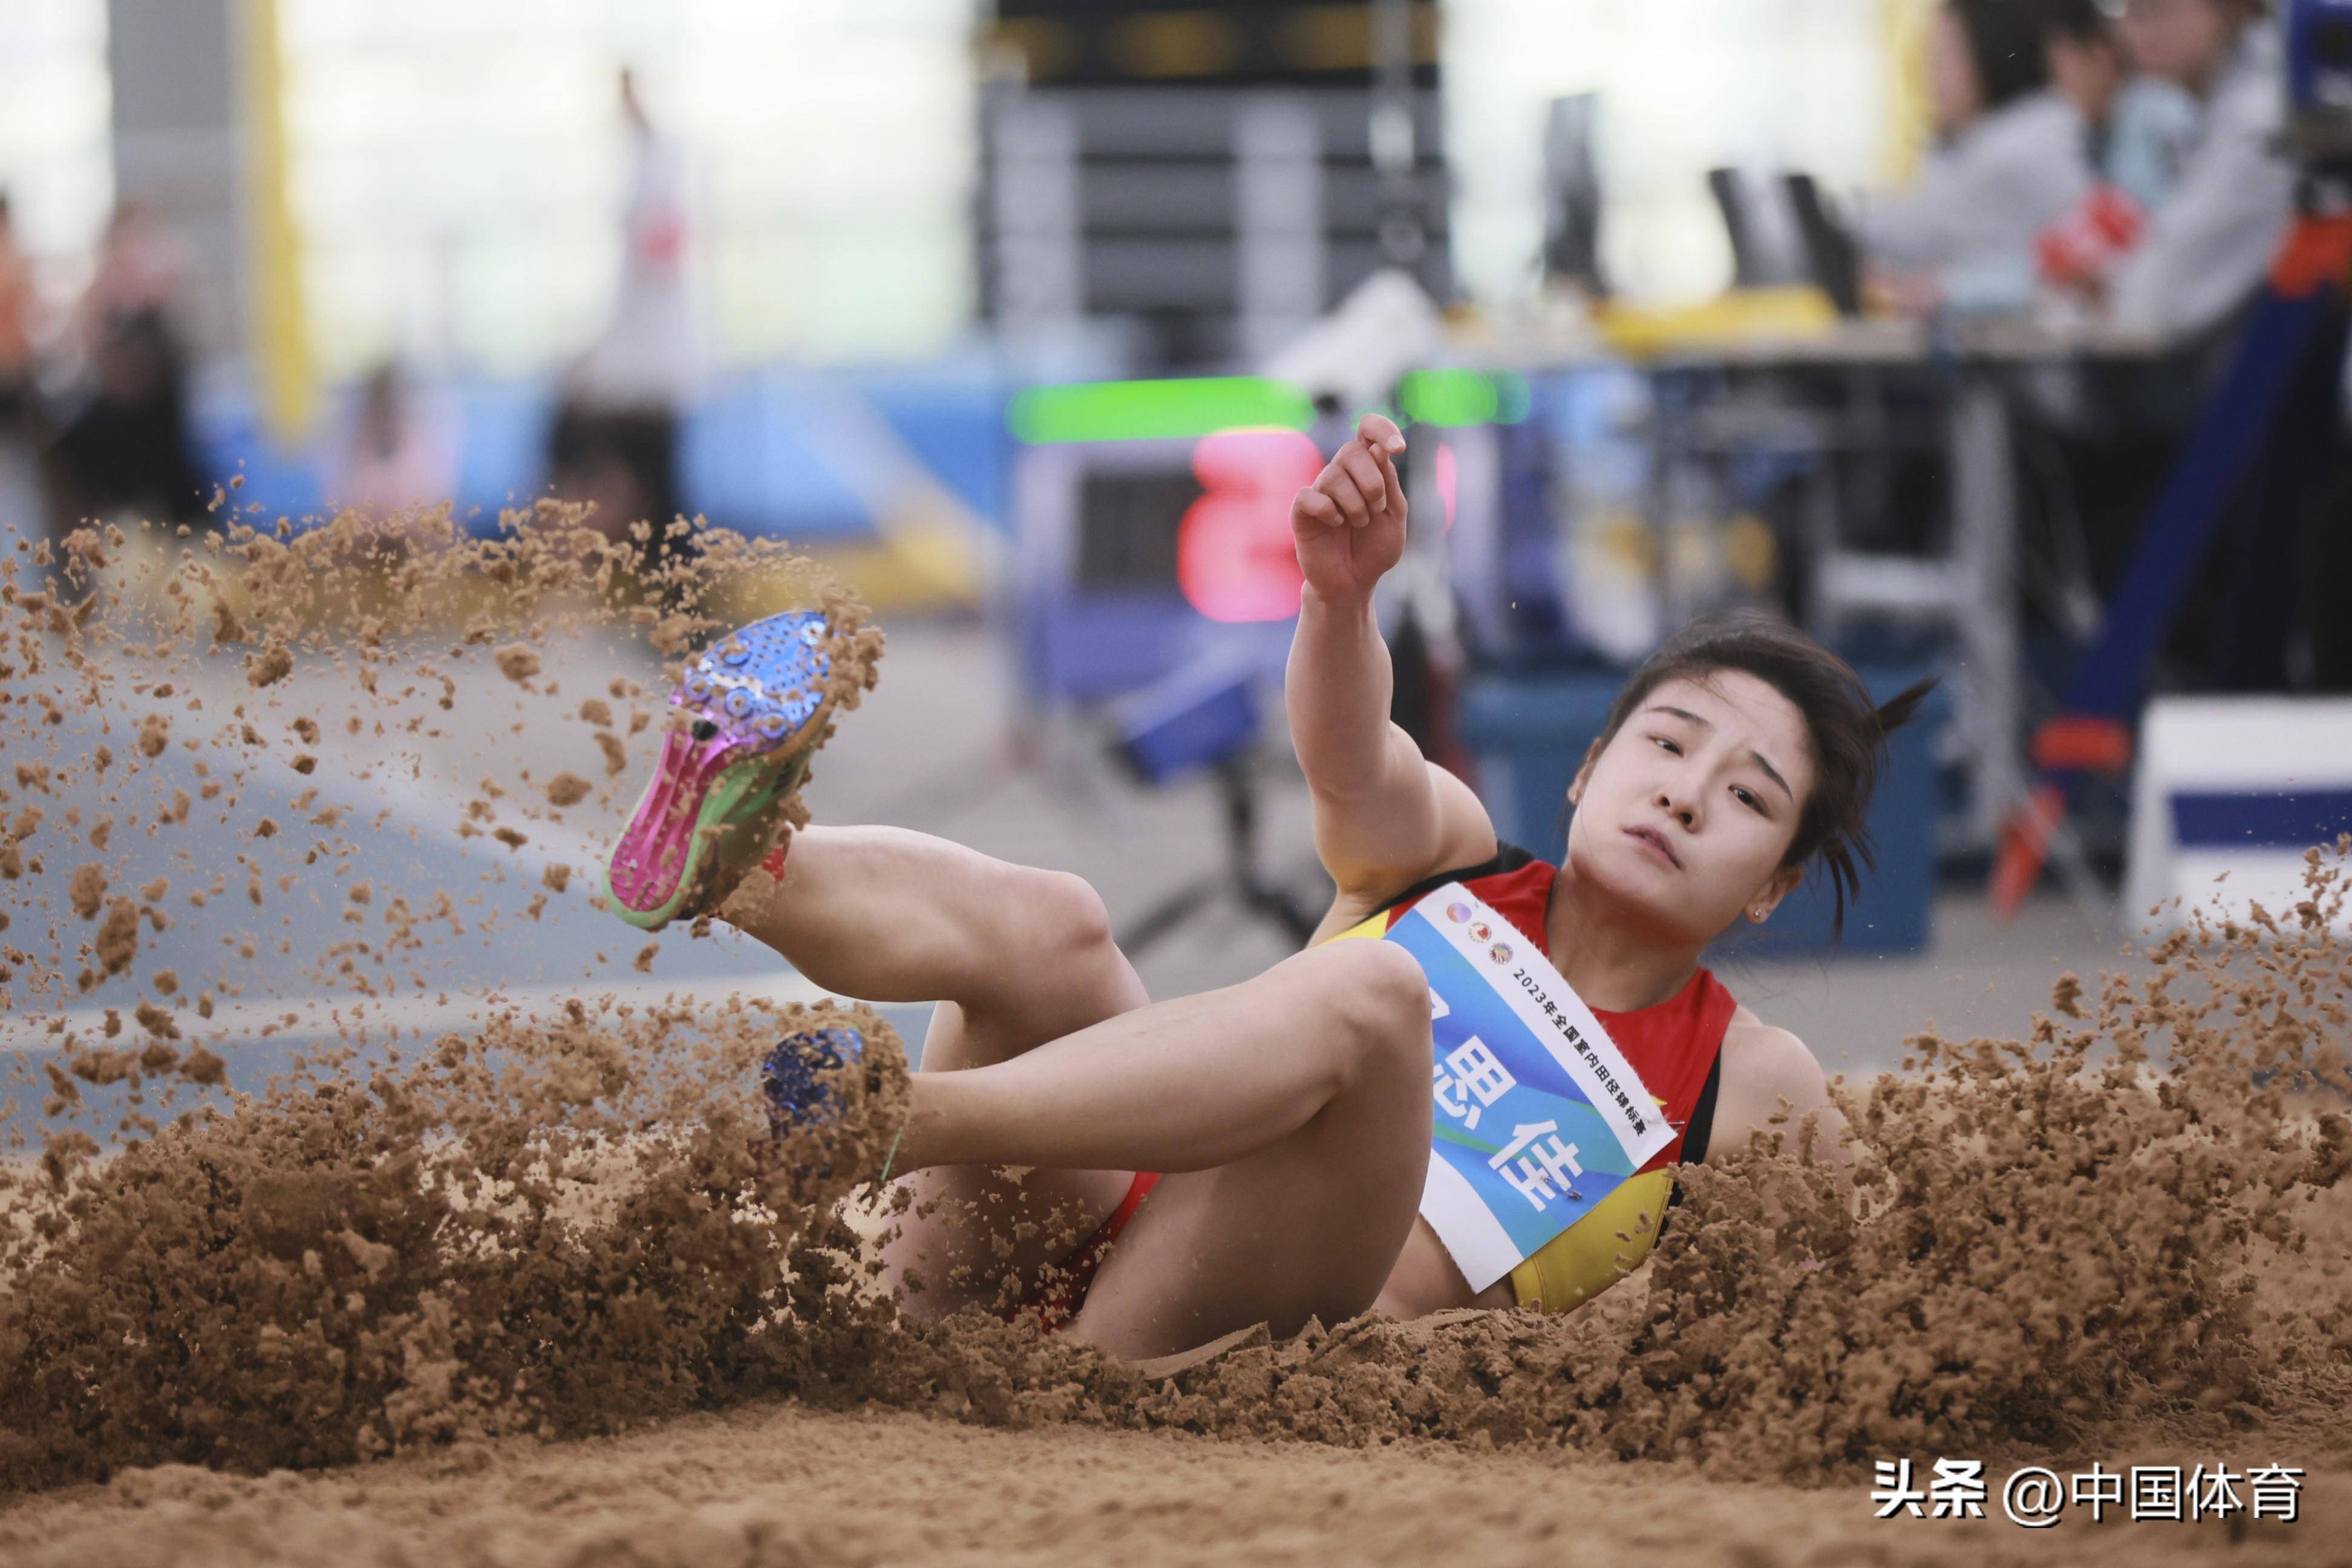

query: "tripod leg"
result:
(1991, 279), (2337, 915)
(2062, 290), (2333, 719)
(2213, 302), (2352, 689)
(1220, 756), (1322, 947)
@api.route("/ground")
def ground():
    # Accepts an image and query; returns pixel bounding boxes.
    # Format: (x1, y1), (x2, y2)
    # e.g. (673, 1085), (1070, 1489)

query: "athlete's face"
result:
(1564, 672), (1814, 945)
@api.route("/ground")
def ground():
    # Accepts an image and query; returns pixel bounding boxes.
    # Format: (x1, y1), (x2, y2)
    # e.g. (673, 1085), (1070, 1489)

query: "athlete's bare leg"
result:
(725, 828), (1436, 1349)
(719, 825), (1150, 1315)
(890, 938), (1434, 1359)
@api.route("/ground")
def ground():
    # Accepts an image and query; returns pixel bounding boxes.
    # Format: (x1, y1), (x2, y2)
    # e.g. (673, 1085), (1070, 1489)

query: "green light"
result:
(1397, 369), (1531, 427)
(1492, 372), (1532, 424)
(1007, 377), (1315, 444)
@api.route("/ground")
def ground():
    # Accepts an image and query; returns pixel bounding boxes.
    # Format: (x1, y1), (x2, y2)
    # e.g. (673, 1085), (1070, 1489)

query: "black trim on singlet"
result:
(1682, 1048), (1724, 1166)
(1373, 840), (1540, 919)
(1656, 1050), (1725, 1241)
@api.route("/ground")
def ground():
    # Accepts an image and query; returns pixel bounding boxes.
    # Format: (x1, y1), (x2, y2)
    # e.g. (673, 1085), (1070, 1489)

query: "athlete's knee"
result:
(1303, 941), (1429, 1091)
(1016, 867), (1117, 965)
(972, 865), (1125, 1005)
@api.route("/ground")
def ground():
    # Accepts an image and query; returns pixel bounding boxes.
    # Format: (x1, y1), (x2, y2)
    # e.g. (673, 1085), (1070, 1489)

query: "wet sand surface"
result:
(2, 509), (2347, 1564)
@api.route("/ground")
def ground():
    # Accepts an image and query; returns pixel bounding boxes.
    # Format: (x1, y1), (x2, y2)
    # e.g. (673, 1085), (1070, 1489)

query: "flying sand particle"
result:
(544, 772), (592, 808)
(93, 897), (140, 976)
(68, 863), (106, 920)
(495, 644), (542, 684)
(244, 640), (292, 687)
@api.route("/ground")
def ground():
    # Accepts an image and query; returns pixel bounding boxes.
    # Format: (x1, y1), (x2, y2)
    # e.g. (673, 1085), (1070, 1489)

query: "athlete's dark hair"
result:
(1949, 0), (2053, 113)
(1576, 610), (1939, 942)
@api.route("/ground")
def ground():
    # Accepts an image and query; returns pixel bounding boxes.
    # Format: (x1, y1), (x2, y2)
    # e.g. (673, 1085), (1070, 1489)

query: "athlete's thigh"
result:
(1067, 1100), (1430, 1360)
(880, 998), (1137, 1317)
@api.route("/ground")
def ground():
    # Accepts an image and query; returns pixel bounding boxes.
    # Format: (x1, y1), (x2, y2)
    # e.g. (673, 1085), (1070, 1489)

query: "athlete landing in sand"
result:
(601, 415), (1919, 1361)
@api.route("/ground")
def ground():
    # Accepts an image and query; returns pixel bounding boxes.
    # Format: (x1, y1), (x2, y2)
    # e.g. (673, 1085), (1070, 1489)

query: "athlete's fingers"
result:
(1336, 444), (1388, 517)
(1368, 442), (1406, 520)
(1319, 466), (1371, 526)
(1356, 411), (1406, 455)
(1293, 486), (1341, 532)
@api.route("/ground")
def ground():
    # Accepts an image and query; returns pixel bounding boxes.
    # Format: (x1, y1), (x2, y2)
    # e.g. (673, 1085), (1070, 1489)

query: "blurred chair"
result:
(1108, 659), (1321, 956)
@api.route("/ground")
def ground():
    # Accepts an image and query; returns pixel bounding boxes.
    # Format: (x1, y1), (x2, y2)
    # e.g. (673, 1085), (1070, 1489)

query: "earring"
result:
(1748, 906), (1768, 923)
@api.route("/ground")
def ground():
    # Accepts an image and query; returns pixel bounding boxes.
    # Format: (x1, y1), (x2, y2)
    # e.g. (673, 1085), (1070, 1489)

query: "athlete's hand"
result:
(1292, 414), (1408, 605)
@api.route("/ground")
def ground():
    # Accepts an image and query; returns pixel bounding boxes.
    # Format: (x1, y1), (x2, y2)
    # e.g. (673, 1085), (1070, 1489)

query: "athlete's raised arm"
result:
(1284, 413), (1496, 909)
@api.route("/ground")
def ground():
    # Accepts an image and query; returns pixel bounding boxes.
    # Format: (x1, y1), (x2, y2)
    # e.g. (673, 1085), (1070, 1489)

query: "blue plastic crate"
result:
(1457, 664), (1949, 954)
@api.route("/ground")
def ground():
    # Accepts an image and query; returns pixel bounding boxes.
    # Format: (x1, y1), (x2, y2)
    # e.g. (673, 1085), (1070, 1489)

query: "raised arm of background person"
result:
(1284, 413), (1498, 911)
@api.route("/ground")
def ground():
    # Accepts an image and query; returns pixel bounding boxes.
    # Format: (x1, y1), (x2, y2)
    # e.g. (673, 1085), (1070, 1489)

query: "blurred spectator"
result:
(0, 193), (33, 433)
(326, 361), (456, 528)
(550, 67), (696, 560)
(2105, 0), (2292, 338)
(45, 307), (207, 532)
(0, 192), (44, 567)
(577, 67), (696, 411)
(72, 201), (188, 358)
(2046, 0), (2197, 212)
(1860, 0), (2094, 312)
(44, 201), (207, 532)
(1951, 0), (2203, 310)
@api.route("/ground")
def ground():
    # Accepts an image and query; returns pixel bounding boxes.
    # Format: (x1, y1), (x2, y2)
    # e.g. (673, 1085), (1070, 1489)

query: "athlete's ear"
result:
(1749, 864), (1803, 920)
(1564, 736), (1605, 806)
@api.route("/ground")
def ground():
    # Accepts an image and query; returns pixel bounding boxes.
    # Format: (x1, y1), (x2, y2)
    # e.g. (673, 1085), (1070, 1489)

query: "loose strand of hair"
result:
(1874, 675), (1941, 740)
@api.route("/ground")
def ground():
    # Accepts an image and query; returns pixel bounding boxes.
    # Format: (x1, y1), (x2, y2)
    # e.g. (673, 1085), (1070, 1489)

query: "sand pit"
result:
(2, 1398), (2345, 1568)
(2, 506), (2349, 1563)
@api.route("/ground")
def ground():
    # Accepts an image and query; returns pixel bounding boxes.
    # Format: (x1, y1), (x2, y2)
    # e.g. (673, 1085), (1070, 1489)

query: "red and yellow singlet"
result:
(1327, 843), (1735, 1313)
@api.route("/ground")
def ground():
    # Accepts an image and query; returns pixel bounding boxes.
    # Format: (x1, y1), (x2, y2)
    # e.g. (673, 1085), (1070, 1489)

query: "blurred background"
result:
(7, 0), (2352, 1080)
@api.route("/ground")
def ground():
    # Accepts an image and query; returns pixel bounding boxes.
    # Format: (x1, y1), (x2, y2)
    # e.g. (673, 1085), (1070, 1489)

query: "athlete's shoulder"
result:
(1721, 1016), (1824, 1084)
(1708, 1014), (1838, 1161)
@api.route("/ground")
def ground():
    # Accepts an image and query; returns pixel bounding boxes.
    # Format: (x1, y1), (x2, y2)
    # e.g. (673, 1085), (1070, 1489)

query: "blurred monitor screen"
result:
(1076, 470), (1197, 588)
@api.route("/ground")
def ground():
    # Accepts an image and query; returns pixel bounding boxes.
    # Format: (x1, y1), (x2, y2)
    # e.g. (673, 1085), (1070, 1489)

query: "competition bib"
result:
(1382, 883), (1673, 1291)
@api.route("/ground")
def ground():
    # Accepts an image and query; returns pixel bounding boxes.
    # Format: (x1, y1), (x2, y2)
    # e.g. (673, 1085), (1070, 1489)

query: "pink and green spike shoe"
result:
(602, 609), (833, 931)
